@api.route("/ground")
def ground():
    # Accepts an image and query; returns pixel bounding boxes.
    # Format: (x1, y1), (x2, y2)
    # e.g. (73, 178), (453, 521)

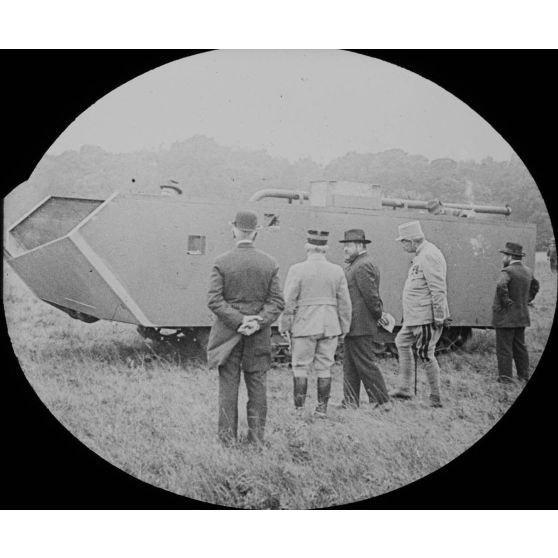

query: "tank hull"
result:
(5, 191), (536, 335)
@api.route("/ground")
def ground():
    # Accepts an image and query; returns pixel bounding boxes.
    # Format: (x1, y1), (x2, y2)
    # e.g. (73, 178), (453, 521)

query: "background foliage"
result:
(10, 136), (553, 248)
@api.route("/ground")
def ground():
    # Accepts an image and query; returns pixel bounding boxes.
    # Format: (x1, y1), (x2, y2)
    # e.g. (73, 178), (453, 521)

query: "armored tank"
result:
(4, 180), (535, 358)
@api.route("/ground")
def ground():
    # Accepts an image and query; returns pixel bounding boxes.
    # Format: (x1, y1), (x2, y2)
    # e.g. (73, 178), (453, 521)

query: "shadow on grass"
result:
(33, 337), (208, 371)
(459, 329), (495, 354)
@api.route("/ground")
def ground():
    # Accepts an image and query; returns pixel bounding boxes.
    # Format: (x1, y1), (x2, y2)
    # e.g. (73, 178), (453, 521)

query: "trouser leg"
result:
(313, 337), (336, 415)
(394, 326), (416, 396)
(218, 343), (242, 443)
(416, 324), (443, 400)
(342, 337), (361, 407)
(244, 370), (267, 445)
(351, 336), (390, 404)
(291, 336), (316, 378)
(495, 328), (514, 381)
(313, 336), (338, 379)
(512, 327), (529, 380)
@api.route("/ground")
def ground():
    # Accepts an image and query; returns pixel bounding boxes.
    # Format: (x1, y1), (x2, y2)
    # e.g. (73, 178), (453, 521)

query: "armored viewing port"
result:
(8, 196), (105, 255)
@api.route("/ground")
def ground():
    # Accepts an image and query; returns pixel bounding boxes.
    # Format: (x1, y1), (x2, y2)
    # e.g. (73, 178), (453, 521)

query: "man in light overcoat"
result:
(339, 229), (390, 408)
(492, 241), (539, 383)
(280, 230), (352, 416)
(392, 221), (450, 407)
(207, 210), (284, 445)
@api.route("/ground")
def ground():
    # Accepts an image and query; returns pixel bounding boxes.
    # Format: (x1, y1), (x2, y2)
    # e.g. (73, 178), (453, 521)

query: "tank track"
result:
(137, 325), (473, 363)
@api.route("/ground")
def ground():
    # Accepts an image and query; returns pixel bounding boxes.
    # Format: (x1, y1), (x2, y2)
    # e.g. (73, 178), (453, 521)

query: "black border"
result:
(2, 50), (556, 510)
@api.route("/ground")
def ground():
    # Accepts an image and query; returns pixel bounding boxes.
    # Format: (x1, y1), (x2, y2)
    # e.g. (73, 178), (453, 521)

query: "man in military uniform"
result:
(338, 229), (390, 408)
(392, 221), (450, 408)
(206, 210), (284, 445)
(280, 230), (352, 416)
(492, 242), (539, 384)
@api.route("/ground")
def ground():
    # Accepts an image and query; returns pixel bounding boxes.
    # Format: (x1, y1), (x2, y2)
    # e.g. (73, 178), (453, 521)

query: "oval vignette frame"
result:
(2, 50), (557, 510)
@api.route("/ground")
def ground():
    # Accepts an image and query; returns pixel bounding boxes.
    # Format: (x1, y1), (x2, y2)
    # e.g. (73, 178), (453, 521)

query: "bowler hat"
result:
(339, 229), (371, 244)
(396, 221), (425, 241)
(307, 230), (329, 246)
(232, 210), (258, 231)
(499, 242), (525, 257)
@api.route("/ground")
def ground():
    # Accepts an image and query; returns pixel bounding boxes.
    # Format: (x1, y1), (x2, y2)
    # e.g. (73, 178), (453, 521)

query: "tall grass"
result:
(3, 254), (556, 508)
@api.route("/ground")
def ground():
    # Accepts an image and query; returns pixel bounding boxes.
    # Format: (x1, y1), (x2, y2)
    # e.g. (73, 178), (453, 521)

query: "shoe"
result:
(337, 399), (358, 409)
(429, 395), (443, 408)
(372, 400), (393, 412)
(243, 437), (269, 452)
(497, 376), (515, 385)
(391, 391), (412, 400)
(218, 434), (238, 448)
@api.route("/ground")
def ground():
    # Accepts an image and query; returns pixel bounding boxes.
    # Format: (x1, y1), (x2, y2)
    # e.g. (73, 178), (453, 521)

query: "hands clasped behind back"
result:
(237, 315), (263, 336)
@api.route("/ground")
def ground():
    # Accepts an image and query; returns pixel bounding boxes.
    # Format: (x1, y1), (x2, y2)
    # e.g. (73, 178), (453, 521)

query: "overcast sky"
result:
(47, 50), (513, 164)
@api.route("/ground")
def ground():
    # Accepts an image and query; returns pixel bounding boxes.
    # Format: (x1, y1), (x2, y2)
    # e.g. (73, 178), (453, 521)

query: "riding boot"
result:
(315, 377), (331, 416)
(293, 377), (308, 410)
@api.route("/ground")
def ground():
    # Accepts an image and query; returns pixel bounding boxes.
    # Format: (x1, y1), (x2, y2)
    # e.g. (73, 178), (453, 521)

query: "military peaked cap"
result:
(307, 230), (329, 246)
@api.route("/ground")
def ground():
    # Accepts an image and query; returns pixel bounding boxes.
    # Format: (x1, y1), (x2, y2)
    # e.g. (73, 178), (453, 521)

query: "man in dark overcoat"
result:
(207, 210), (284, 445)
(492, 242), (539, 383)
(338, 229), (390, 407)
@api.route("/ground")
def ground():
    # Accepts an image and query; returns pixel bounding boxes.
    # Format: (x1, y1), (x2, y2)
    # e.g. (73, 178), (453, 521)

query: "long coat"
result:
(344, 251), (383, 337)
(402, 240), (450, 326)
(280, 253), (352, 337)
(492, 260), (539, 328)
(206, 242), (285, 371)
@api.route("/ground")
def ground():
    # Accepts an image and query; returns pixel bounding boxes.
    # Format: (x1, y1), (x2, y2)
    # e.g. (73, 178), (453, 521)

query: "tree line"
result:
(21, 135), (553, 249)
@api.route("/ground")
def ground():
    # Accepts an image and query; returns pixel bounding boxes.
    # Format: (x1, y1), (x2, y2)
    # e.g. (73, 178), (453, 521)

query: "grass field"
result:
(3, 253), (556, 509)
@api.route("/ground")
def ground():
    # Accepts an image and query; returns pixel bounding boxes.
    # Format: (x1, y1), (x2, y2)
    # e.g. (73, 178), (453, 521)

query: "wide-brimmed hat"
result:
(339, 229), (371, 244)
(231, 210), (258, 232)
(499, 242), (525, 257)
(396, 221), (425, 241)
(307, 230), (329, 246)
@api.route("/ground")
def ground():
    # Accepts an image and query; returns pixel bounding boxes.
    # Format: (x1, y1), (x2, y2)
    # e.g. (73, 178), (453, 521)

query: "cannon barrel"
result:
(250, 189), (511, 216)
(443, 202), (511, 215)
(249, 189), (310, 202)
(381, 197), (512, 216)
